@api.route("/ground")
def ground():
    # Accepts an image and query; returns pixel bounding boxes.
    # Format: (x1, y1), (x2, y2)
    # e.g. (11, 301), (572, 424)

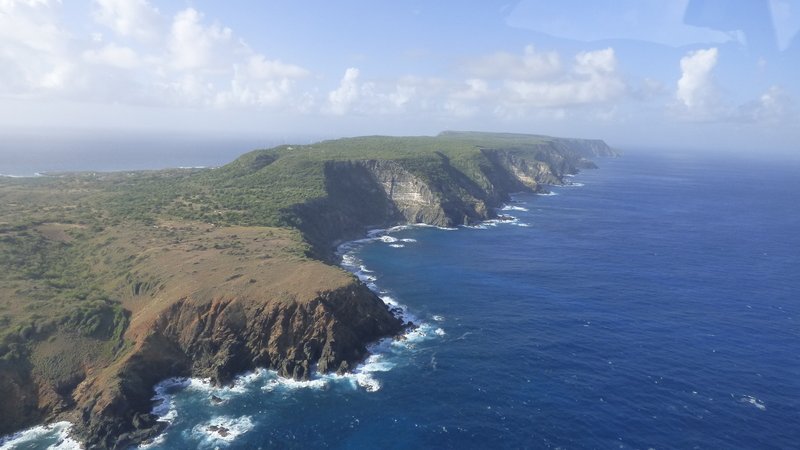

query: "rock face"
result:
(294, 138), (614, 259)
(0, 132), (615, 448)
(361, 160), (450, 225)
(72, 283), (402, 449)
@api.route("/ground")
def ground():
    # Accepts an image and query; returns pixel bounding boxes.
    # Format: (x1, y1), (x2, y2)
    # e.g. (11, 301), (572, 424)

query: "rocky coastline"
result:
(0, 132), (616, 449)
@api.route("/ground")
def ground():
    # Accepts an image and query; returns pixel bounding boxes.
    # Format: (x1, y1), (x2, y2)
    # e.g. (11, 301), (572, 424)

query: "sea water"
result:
(3, 150), (800, 449)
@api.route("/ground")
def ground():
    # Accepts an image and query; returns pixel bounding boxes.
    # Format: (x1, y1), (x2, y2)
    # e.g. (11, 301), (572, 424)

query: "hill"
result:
(0, 131), (615, 448)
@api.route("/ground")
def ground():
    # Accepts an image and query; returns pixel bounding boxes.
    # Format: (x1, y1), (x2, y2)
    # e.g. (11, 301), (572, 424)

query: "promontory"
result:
(0, 131), (615, 448)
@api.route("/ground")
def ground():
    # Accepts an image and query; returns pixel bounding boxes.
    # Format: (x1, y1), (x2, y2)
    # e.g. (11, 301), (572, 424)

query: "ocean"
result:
(3, 150), (799, 449)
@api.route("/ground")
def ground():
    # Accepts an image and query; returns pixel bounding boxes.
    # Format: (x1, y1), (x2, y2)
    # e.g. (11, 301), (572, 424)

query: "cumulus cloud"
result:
(92, 0), (161, 42)
(464, 45), (561, 80)
(168, 8), (234, 71)
(738, 85), (796, 123)
(243, 55), (310, 79)
(0, 0), (74, 92)
(324, 68), (419, 115)
(672, 48), (795, 124)
(0, 1), (313, 110)
(82, 42), (141, 69)
(676, 47), (718, 112)
(327, 68), (361, 115)
(504, 47), (625, 107)
(448, 46), (627, 118)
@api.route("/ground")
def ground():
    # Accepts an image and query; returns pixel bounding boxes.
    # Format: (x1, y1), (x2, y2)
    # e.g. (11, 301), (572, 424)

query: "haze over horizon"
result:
(1, 0), (798, 154)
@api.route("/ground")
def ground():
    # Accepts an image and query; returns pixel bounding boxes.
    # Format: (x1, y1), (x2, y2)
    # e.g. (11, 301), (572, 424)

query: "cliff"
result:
(0, 131), (614, 448)
(0, 224), (403, 448)
(287, 132), (615, 258)
(73, 283), (400, 449)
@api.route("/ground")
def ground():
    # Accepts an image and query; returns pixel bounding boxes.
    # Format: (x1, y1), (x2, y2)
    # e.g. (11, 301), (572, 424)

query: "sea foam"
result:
(739, 395), (767, 411)
(189, 415), (254, 447)
(0, 421), (82, 450)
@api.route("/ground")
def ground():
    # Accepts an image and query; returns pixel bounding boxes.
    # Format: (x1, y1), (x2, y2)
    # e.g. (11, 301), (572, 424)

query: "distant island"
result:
(0, 131), (615, 448)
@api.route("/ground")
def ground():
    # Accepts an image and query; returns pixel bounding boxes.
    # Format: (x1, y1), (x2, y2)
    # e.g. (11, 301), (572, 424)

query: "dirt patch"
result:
(35, 223), (87, 243)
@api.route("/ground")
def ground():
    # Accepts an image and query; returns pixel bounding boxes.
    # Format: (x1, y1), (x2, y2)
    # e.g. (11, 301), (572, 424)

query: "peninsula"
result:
(0, 131), (615, 448)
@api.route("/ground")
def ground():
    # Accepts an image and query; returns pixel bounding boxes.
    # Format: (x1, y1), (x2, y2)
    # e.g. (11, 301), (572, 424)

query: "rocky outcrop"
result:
(0, 132), (615, 448)
(0, 362), (41, 437)
(360, 160), (450, 225)
(293, 138), (615, 259)
(72, 282), (402, 449)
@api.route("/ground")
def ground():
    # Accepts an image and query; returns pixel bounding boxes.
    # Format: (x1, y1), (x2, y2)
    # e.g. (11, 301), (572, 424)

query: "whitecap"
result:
(432, 315), (444, 322)
(378, 235), (399, 243)
(366, 228), (387, 238)
(739, 395), (766, 411)
(537, 191), (558, 196)
(566, 182), (585, 187)
(400, 238), (417, 243)
(434, 328), (446, 336)
(151, 377), (191, 423)
(501, 205), (529, 212)
(262, 376), (328, 392)
(393, 323), (441, 348)
(389, 244), (405, 248)
(0, 421), (82, 450)
(410, 223), (457, 231)
(190, 415), (254, 447)
(387, 225), (415, 233)
(137, 433), (166, 449)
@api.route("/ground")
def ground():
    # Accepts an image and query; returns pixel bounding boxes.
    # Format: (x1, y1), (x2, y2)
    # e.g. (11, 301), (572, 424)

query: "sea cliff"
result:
(0, 131), (615, 448)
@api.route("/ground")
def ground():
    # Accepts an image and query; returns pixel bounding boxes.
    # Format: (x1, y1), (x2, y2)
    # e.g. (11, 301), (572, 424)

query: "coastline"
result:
(0, 199), (548, 450)
(0, 132), (615, 448)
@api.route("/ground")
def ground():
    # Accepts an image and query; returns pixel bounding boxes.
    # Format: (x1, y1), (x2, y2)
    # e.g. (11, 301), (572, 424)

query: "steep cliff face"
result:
(0, 362), (40, 436)
(0, 132), (615, 448)
(73, 282), (402, 449)
(552, 138), (618, 158)
(294, 138), (615, 258)
(360, 160), (450, 226)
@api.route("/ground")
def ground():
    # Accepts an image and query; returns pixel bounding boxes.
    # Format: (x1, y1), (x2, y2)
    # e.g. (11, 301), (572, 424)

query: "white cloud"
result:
(243, 54), (310, 79)
(504, 48), (625, 107)
(92, 0), (161, 42)
(324, 69), (426, 116)
(738, 85), (795, 123)
(0, 2), (314, 111)
(464, 45), (561, 80)
(676, 47), (718, 112)
(672, 49), (795, 124)
(168, 8), (234, 71)
(445, 79), (490, 117)
(83, 42), (140, 69)
(452, 46), (626, 116)
(0, 0), (74, 92)
(327, 67), (361, 115)
(211, 55), (311, 108)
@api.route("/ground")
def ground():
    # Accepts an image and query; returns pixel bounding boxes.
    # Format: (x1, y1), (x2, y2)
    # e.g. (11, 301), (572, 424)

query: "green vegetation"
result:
(0, 131), (603, 363)
(97, 131), (560, 228)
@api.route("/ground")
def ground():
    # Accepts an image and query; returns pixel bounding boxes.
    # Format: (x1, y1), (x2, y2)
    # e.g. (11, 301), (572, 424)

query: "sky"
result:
(1, 0), (799, 152)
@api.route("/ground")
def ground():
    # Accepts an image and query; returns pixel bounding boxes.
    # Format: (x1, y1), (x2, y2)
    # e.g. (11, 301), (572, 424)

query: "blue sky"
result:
(0, 0), (798, 151)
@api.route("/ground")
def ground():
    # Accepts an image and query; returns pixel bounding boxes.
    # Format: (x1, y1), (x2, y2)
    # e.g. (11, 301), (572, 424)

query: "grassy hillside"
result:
(101, 131), (586, 229)
(0, 132), (608, 358)
(0, 131), (613, 441)
(0, 131), (612, 357)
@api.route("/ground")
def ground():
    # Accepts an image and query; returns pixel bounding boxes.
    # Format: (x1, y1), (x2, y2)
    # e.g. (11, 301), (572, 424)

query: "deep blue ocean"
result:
(3, 150), (800, 449)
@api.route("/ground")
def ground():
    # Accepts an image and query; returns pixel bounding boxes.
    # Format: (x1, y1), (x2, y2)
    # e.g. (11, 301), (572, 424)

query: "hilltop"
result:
(0, 131), (615, 448)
